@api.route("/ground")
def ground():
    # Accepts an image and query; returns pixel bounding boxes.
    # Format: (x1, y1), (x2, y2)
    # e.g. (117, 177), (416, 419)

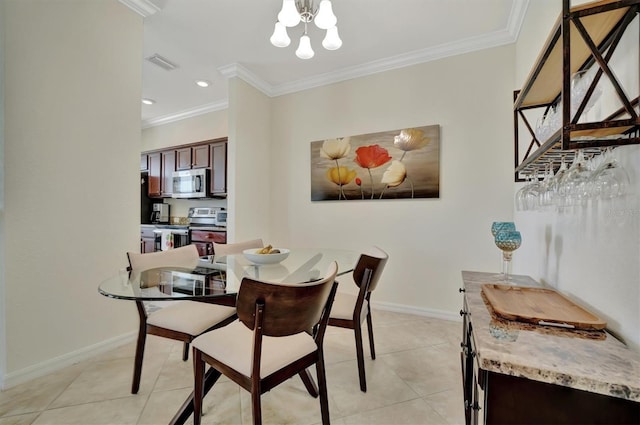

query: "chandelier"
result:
(270, 0), (342, 59)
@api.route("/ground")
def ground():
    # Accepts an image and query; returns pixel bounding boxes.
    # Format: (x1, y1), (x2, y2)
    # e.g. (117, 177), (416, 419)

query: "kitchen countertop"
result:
(462, 270), (640, 402)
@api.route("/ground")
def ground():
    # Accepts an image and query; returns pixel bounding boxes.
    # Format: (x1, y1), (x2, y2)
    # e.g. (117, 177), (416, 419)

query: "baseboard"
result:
(371, 300), (462, 322)
(1, 331), (136, 390)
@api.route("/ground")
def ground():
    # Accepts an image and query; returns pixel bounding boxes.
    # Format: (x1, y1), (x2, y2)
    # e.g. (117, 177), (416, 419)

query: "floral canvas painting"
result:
(310, 125), (440, 201)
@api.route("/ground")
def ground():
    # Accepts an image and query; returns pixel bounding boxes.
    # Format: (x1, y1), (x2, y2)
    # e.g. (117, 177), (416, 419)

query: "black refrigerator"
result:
(141, 172), (154, 224)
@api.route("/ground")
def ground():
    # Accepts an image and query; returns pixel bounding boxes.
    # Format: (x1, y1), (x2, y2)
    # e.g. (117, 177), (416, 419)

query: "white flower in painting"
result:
(393, 129), (430, 152)
(320, 137), (351, 160)
(381, 160), (406, 187)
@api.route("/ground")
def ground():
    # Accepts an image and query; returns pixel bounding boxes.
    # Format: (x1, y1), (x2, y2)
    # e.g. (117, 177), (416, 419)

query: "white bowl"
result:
(243, 248), (290, 265)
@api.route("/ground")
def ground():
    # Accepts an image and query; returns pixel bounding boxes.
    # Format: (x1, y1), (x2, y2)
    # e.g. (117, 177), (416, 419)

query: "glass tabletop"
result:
(99, 248), (359, 301)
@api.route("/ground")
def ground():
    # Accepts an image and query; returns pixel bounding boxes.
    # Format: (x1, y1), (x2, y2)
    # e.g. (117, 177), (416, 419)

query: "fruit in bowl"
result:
(243, 246), (290, 265)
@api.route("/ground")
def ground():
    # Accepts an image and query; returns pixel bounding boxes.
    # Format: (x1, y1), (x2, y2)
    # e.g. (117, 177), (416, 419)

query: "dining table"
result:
(98, 247), (359, 425)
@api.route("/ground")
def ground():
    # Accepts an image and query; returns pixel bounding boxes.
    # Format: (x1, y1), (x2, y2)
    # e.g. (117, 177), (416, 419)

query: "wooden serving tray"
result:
(481, 284), (606, 330)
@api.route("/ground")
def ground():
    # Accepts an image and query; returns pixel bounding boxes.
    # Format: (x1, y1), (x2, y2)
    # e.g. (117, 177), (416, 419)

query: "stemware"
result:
(589, 148), (630, 200)
(494, 230), (522, 283)
(559, 150), (591, 208)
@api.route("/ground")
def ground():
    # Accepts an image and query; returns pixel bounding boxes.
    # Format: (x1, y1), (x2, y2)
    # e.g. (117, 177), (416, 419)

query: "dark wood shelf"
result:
(513, 0), (640, 181)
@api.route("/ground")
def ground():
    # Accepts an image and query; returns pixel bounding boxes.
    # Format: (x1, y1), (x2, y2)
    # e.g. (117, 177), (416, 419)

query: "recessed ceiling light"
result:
(142, 98), (156, 105)
(195, 80), (210, 88)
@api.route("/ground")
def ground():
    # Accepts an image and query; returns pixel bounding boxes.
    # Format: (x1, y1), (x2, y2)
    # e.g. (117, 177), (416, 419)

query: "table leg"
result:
(169, 366), (221, 425)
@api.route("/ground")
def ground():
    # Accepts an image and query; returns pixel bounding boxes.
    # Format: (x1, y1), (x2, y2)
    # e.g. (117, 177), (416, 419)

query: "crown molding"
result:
(118, 0), (161, 17)
(217, 63), (275, 97)
(142, 100), (229, 129)
(508, 0), (530, 41)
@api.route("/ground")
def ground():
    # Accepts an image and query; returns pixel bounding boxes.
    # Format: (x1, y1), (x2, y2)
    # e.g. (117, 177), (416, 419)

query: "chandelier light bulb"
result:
(295, 34), (315, 59)
(270, 21), (291, 47)
(278, 0), (301, 27)
(322, 25), (342, 50)
(314, 0), (337, 29)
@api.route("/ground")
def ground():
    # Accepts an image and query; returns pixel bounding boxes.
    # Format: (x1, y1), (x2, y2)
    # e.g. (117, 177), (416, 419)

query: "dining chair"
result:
(328, 246), (388, 392)
(126, 244), (237, 394)
(191, 261), (339, 425)
(212, 238), (263, 256)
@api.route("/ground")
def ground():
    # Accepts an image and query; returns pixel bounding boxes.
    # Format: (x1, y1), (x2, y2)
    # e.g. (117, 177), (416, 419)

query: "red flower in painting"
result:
(354, 145), (391, 169)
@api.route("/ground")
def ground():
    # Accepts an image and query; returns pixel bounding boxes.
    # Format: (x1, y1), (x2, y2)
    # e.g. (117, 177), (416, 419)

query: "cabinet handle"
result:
(459, 288), (465, 293)
(460, 309), (467, 316)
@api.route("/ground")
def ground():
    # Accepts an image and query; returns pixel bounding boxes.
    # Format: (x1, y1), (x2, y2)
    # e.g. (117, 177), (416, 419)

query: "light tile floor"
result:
(0, 310), (464, 425)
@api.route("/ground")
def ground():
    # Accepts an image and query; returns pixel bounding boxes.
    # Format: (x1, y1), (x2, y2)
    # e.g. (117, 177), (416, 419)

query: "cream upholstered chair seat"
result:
(329, 292), (369, 323)
(146, 302), (237, 335)
(193, 320), (317, 378)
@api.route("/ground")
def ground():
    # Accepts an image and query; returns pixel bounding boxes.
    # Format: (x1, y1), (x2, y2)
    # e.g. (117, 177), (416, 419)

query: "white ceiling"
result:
(125, 0), (529, 128)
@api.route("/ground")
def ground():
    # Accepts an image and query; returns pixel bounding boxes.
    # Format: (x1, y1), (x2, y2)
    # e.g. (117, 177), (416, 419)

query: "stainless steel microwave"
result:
(172, 168), (209, 198)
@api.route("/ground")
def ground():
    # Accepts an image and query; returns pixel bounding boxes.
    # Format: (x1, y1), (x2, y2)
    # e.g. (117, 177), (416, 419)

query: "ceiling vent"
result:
(145, 54), (179, 71)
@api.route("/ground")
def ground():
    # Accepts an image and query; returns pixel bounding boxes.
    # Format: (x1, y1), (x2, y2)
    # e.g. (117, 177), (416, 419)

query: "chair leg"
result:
(132, 327), (147, 394)
(366, 310), (376, 360)
(316, 355), (331, 425)
(182, 342), (189, 361)
(193, 349), (204, 425)
(299, 369), (319, 398)
(251, 387), (262, 425)
(353, 322), (367, 392)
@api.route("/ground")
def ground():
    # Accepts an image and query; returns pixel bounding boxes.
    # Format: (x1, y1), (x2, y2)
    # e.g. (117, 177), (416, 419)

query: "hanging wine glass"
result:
(538, 163), (555, 210)
(559, 150), (591, 208)
(494, 230), (522, 283)
(590, 148), (630, 200)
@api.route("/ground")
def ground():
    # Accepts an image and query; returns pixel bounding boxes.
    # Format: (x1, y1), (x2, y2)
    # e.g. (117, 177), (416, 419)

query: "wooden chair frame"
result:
(193, 264), (338, 425)
(328, 248), (388, 392)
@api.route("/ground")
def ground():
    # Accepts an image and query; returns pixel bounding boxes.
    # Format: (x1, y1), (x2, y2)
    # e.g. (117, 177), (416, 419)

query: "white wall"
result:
(227, 78), (272, 244)
(268, 45), (516, 316)
(2, 0), (142, 387)
(514, 1), (640, 350)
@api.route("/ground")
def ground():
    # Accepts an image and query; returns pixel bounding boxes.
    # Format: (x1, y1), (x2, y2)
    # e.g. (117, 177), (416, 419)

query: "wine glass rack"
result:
(513, 0), (640, 181)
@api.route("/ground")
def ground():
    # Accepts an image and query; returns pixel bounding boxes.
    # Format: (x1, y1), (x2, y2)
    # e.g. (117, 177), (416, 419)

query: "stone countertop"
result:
(462, 270), (640, 402)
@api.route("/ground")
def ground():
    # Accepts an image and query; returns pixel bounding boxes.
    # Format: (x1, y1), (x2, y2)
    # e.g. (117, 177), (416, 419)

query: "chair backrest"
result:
(127, 244), (200, 272)
(213, 238), (263, 256)
(353, 246), (388, 292)
(236, 261), (338, 337)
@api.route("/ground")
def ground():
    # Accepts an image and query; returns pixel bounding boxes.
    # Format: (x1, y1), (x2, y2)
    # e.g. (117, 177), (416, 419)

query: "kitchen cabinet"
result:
(513, 0), (640, 181)
(190, 229), (226, 256)
(176, 145), (210, 170)
(140, 154), (148, 171)
(460, 271), (640, 424)
(141, 137), (227, 199)
(209, 141), (227, 195)
(161, 150), (176, 197)
(147, 152), (161, 197)
(140, 226), (155, 253)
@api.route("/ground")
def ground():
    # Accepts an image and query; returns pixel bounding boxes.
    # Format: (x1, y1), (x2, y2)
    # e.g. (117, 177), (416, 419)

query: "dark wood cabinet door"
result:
(141, 238), (155, 253)
(147, 152), (161, 197)
(210, 142), (227, 194)
(176, 147), (192, 170)
(140, 154), (148, 171)
(161, 150), (176, 197)
(192, 145), (210, 168)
